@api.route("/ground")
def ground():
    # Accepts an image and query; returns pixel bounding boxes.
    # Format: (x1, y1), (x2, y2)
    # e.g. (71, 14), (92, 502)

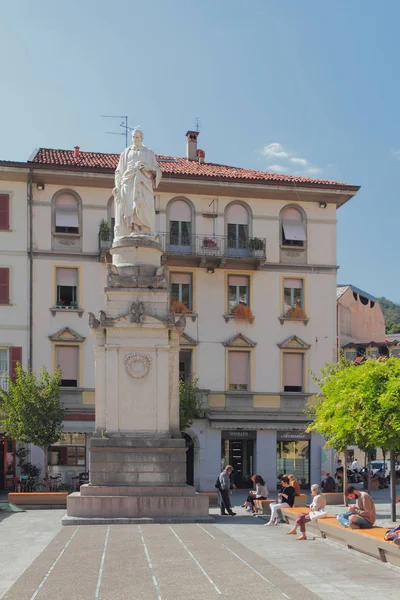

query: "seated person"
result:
(286, 483), (327, 540)
(372, 467), (387, 488)
(337, 486), (376, 529)
(321, 472), (336, 493)
(288, 474), (301, 496)
(264, 476), (295, 526)
(242, 474), (268, 514)
(384, 496), (400, 545)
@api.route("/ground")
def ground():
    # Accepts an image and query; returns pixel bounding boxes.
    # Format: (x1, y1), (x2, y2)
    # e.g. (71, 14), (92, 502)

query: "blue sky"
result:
(1, 1), (398, 301)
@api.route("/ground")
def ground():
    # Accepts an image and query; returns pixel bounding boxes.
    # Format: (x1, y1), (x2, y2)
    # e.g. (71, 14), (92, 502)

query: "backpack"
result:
(215, 476), (221, 489)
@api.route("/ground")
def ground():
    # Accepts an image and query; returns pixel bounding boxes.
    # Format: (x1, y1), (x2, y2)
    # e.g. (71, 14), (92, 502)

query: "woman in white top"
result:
(242, 474), (268, 514)
(286, 483), (327, 540)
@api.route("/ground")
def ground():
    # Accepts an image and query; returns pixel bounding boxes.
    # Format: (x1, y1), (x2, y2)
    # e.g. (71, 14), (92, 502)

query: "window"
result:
(169, 200), (192, 248)
(283, 352), (303, 392)
(367, 349), (379, 359)
(0, 194), (10, 231)
(283, 278), (303, 314)
(108, 197), (115, 241)
(50, 434), (86, 466)
(56, 268), (78, 307)
(228, 275), (249, 312)
(228, 351), (249, 391)
(281, 207), (306, 247)
(0, 348), (9, 391)
(56, 346), (79, 387)
(0, 268), (9, 304)
(227, 204), (249, 251)
(55, 193), (79, 234)
(345, 350), (357, 361)
(171, 273), (192, 310)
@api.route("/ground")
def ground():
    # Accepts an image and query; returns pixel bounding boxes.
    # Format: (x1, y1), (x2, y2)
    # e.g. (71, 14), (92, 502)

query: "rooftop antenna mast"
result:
(101, 115), (133, 148)
(195, 117), (201, 133)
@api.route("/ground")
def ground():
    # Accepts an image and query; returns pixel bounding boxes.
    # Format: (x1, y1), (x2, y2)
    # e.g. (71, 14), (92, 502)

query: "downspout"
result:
(28, 168), (33, 368)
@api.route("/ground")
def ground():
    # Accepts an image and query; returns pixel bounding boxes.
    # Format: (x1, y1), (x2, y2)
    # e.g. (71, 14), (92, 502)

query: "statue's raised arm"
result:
(113, 129), (162, 239)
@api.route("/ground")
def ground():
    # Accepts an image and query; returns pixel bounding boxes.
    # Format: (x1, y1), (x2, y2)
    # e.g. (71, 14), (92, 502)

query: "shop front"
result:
(277, 431), (310, 489)
(221, 430), (256, 488)
(48, 432), (91, 487)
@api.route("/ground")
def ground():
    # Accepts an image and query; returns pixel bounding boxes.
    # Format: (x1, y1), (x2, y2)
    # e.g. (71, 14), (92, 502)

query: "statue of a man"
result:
(113, 129), (162, 238)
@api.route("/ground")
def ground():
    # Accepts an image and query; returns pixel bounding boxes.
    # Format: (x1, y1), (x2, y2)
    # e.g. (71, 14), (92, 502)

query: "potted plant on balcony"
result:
(99, 219), (111, 249)
(56, 299), (65, 309)
(248, 237), (265, 257)
(170, 300), (190, 314)
(232, 303), (254, 324)
(202, 237), (218, 249)
(69, 301), (78, 310)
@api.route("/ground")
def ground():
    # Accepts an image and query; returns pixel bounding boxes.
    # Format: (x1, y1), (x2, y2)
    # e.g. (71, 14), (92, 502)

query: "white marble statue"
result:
(113, 129), (162, 238)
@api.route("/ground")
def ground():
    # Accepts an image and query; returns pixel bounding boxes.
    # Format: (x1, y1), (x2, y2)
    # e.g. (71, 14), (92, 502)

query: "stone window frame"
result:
(51, 188), (83, 239)
(224, 200), (253, 239)
(166, 196), (196, 236)
(279, 204), (307, 250)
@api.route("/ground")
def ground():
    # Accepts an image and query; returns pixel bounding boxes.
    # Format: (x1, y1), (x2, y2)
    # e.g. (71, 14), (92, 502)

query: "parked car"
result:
(370, 460), (400, 481)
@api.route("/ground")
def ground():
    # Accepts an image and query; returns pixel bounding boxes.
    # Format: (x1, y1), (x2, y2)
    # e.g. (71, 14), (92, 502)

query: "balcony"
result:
(159, 233), (266, 269)
(98, 232), (266, 269)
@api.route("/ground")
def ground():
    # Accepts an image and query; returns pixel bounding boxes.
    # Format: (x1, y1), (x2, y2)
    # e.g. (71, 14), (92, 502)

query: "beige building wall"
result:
(338, 287), (385, 347)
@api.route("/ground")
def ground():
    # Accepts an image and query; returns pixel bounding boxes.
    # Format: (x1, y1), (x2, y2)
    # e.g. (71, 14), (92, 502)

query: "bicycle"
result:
(33, 473), (73, 493)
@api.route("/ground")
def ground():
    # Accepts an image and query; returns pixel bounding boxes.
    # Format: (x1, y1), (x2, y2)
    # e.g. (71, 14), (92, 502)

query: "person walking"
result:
(337, 486), (376, 529)
(218, 465), (236, 516)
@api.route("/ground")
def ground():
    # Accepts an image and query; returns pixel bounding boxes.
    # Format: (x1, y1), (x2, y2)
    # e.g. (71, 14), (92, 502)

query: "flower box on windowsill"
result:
(278, 314), (309, 326)
(50, 306), (84, 318)
(223, 313), (255, 325)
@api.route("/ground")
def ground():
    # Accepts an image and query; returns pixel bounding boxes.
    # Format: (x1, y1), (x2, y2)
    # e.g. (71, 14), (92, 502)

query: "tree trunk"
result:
(390, 450), (397, 522)
(343, 449), (348, 507)
(367, 449), (371, 494)
(43, 447), (48, 488)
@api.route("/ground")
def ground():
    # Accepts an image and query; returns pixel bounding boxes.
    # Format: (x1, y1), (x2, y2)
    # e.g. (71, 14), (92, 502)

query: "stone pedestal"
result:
(63, 234), (210, 525)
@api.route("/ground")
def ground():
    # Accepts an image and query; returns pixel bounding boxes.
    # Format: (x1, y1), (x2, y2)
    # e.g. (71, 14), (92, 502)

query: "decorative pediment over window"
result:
(222, 333), (257, 348)
(179, 332), (198, 346)
(49, 327), (85, 343)
(278, 335), (310, 349)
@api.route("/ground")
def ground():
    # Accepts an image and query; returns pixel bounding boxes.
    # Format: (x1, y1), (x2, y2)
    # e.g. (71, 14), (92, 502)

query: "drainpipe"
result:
(28, 168), (33, 368)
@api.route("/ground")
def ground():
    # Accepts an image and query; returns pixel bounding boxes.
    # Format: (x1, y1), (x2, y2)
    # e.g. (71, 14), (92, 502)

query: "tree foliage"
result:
(179, 374), (203, 431)
(378, 297), (400, 333)
(306, 357), (400, 453)
(0, 365), (64, 479)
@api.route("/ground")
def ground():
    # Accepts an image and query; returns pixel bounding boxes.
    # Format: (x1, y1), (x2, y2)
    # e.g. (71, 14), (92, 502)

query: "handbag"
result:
(309, 509), (327, 521)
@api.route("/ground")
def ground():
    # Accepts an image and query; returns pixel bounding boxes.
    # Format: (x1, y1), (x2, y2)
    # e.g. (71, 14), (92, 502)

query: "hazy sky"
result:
(1, 1), (399, 301)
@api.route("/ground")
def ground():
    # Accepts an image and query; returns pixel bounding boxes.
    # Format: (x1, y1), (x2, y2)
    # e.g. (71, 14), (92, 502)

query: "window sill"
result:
(50, 307), (84, 318)
(53, 232), (81, 238)
(280, 244), (305, 250)
(59, 387), (83, 392)
(278, 315), (309, 326)
(170, 311), (197, 322)
(223, 313), (255, 324)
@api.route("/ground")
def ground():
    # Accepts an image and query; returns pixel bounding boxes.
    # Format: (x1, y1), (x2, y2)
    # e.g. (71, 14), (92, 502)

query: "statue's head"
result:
(131, 128), (144, 147)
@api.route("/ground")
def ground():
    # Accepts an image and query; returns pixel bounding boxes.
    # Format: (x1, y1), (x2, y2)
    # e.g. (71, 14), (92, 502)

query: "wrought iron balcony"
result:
(98, 232), (266, 267)
(158, 233), (266, 264)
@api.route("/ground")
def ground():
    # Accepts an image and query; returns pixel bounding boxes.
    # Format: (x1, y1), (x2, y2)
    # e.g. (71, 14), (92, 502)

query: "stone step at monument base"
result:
(80, 484), (197, 497)
(62, 491), (211, 525)
(62, 515), (215, 526)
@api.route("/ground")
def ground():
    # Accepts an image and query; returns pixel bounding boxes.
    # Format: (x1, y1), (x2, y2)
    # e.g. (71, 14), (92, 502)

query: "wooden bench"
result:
(254, 499), (275, 515)
(321, 492), (344, 505)
(280, 506), (400, 567)
(8, 492), (69, 506)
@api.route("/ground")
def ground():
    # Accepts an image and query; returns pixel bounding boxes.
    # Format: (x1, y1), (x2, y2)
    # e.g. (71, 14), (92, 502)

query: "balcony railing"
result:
(98, 232), (266, 262)
(158, 233), (266, 260)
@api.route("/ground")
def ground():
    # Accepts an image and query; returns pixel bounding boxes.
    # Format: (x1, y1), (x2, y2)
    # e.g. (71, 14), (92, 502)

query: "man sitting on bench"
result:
(337, 485), (376, 529)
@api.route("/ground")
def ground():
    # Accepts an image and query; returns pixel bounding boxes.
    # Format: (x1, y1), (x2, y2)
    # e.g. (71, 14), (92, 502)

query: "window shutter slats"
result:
(0, 268), (9, 304)
(0, 194), (10, 230)
(10, 347), (22, 381)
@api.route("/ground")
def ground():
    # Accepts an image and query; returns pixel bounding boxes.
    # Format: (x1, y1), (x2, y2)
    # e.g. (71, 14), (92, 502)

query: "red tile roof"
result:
(29, 148), (357, 190)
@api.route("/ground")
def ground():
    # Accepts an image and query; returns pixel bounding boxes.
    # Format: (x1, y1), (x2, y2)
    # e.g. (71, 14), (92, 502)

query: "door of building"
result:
(0, 436), (15, 490)
(221, 431), (256, 488)
(179, 350), (192, 381)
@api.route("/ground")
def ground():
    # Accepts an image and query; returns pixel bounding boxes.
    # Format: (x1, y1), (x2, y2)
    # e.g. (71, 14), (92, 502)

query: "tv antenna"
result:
(195, 117), (201, 133)
(101, 115), (133, 148)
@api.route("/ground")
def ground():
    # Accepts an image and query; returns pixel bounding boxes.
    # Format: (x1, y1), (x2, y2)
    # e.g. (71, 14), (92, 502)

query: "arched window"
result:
(226, 203), (249, 254)
(54, 192), (80, 234)
(107, 197), (115, 239)
(169, 199), (192, 251)
(281, 206), (306, 247)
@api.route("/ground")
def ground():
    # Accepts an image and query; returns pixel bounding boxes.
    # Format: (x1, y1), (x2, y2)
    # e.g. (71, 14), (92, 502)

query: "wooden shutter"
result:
(0, 268), (9, 304)
(10, 347), (22, 381)
(0, 194), (9, 230)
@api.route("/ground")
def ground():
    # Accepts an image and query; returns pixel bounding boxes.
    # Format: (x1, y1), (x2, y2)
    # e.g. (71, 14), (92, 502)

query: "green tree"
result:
(307, 357), (400, 517)
(179, 374), (203, 431)
(0, 364), (64, 483)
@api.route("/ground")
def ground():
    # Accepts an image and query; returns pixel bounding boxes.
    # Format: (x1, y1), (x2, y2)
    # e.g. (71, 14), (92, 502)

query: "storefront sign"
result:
(277, 431), (310, 441)
(222, 430), (257, 440)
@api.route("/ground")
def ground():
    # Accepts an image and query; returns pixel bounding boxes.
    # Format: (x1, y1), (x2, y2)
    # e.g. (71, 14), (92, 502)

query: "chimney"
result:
(197, 149), (205, 164)
(186, 131), (199, 161)
(73, 146), (80, 159)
